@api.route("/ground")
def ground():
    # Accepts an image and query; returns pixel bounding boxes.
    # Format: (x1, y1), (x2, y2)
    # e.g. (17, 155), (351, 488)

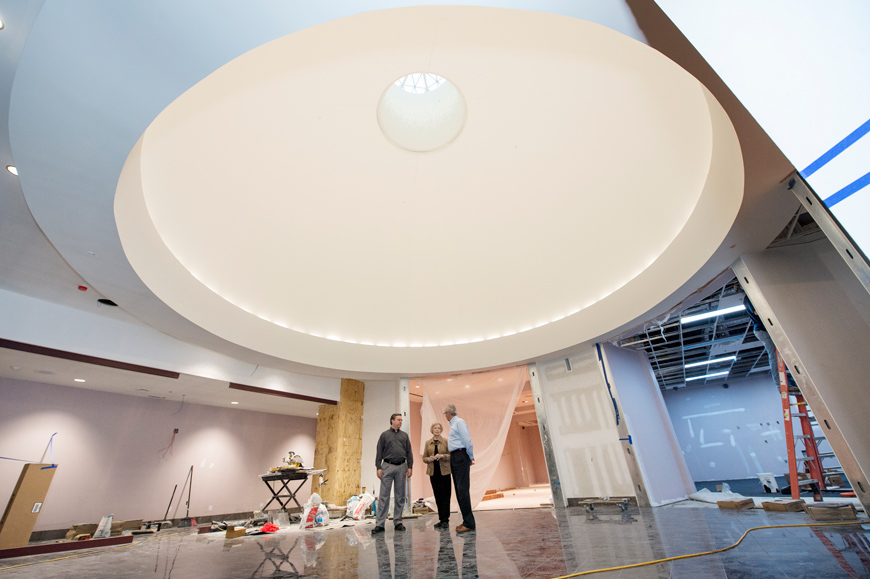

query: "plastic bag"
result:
(93, 514), (113, 539)
(316, 504), (329, 526)
(300, 506), (318, 529)
(352, 492), (375, 520)
(305, 493), (323, 508)
(346, 495), (360, 517)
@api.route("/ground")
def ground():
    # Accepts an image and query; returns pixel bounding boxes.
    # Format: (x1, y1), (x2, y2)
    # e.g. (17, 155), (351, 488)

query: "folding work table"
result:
(259, 469), (324, 511)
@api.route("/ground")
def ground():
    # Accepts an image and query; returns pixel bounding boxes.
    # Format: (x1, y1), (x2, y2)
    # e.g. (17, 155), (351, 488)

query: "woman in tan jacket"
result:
(422, 422), (452, 529)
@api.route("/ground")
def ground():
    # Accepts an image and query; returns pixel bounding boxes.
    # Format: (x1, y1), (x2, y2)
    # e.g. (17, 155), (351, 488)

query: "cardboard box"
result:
(64, 524), (99, 541)
(805, 503), (857, 521)
(717, 498), (755, 510)
(0, 464), (57, 549)
(225, 526), (246, 539)
(762, 499), (805, 512)
(825, 475), (844, 487)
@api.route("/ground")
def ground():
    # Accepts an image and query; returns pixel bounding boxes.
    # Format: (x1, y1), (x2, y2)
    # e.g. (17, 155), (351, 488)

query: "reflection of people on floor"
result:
(423, 421), (452, 529)
(374, 534), (392, 579)
(373, 529), (413, 579)
(436, 530), (459, 578)
(461, 532), (479, 579)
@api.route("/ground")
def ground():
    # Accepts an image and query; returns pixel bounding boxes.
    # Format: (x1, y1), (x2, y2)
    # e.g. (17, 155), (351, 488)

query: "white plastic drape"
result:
(418, 366), (527, 509)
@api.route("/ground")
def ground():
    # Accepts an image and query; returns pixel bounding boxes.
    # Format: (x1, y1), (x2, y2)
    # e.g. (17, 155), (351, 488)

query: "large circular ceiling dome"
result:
(115, 6), (743, 374)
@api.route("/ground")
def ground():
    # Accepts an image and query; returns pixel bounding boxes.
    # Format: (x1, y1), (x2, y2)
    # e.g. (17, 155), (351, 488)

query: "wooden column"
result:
(311, 379), (364, 506)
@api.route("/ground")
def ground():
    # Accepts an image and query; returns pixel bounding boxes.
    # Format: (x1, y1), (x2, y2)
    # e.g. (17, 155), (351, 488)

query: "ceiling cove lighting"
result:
(680, 304), (745, 325)
(684, 356), (737, 369)
(685, 371), (729, 382)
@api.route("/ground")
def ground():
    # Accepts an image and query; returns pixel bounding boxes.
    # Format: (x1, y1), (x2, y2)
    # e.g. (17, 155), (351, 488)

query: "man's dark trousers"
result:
(450, 448), (475, 529)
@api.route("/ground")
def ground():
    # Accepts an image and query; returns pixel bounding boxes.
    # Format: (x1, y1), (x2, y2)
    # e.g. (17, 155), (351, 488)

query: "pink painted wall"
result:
(0, 377), (316, 531)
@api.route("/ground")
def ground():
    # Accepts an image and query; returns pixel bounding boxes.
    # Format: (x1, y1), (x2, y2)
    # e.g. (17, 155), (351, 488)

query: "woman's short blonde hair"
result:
(430, 422), (443, 434)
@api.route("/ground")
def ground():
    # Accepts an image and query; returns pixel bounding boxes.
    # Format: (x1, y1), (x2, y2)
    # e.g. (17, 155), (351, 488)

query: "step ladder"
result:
(778, 350), (825, 500)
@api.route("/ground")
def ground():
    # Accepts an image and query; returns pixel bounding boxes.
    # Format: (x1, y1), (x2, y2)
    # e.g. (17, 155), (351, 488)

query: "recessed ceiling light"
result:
(231, 401), (239, 405)
(681, 305), (745, 325)
(684, 356), (736, 369)
(74, 378), (86, 382)
(465, 385), (470, 388)
(6, 165), (17, 176)
(10, 366), (20, 371)
(686, 371), (729, 382)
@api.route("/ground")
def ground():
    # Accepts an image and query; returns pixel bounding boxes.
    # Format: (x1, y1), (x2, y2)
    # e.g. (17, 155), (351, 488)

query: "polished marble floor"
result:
(2, 506), (869, 578)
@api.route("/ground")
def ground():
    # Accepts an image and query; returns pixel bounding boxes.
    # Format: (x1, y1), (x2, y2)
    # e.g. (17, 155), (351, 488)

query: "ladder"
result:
(778, 350), (825, 500)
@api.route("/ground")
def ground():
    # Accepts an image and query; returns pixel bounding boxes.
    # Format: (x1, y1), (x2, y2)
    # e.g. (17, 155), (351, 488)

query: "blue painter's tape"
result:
(802, 118), (870, 178)
(595, 343), (620, 426)
(824, 170), (870, 207)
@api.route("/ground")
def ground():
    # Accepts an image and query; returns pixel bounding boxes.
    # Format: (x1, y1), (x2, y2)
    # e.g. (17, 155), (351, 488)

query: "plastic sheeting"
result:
(417, 366), (527, 509)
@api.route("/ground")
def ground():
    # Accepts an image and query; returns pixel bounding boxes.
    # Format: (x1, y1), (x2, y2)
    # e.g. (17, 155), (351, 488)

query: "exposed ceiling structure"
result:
(0, 1), (800, 405)
(619, 208), (824, 390)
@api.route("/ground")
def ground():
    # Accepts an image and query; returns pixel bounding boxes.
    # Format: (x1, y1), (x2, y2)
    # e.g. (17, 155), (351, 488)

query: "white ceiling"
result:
(114, 6), (742, 373)
(0, 1), (798, 389)
(0, 347), (323, 418)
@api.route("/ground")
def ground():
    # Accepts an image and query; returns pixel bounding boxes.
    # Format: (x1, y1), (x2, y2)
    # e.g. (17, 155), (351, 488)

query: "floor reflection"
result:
(5, 506), (870, 578)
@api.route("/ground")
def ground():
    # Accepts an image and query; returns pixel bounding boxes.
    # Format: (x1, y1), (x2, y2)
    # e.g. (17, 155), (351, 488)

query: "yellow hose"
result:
(551, 520), (868, 578)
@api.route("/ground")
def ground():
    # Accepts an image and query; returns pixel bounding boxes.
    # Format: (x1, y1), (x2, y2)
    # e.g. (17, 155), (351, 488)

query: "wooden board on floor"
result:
(0, 464), (57, 549)
(0, 535), (132, 560)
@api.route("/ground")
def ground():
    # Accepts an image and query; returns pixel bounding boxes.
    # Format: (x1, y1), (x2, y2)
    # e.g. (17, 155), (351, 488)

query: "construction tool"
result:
(178, 466), (195, 527)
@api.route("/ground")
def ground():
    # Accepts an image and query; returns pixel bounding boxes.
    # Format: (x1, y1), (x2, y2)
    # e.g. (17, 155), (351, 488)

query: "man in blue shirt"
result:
(444, 404), (475, 532)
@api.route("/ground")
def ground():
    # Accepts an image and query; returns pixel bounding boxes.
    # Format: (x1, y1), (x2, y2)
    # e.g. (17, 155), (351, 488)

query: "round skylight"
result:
(378, 72), (466, 152)
(394, 73), (445, 94)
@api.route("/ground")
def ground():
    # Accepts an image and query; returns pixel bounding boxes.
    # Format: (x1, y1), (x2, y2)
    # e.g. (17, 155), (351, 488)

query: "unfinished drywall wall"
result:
(602, 343), (695, 505)
(735, 237), (870, 510)
(536, 349), (634, 501)
(0, 377), (316, 531)
(360, 380), (401, 499)
(663, 374), (788, 481)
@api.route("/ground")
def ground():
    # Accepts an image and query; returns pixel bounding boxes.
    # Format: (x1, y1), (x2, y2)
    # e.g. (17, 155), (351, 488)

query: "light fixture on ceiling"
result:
(684, 356), (737, 369)
(6, 165), (17, 176)
(465, 385), (470, 388)
(685, 371), (729, 382)
(136, 388), (148, 392)
(680, 305), (745, 325)
(231, 401), (239, 405)
(11, 366), (20, 371)
(74, 378), (86, 382)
